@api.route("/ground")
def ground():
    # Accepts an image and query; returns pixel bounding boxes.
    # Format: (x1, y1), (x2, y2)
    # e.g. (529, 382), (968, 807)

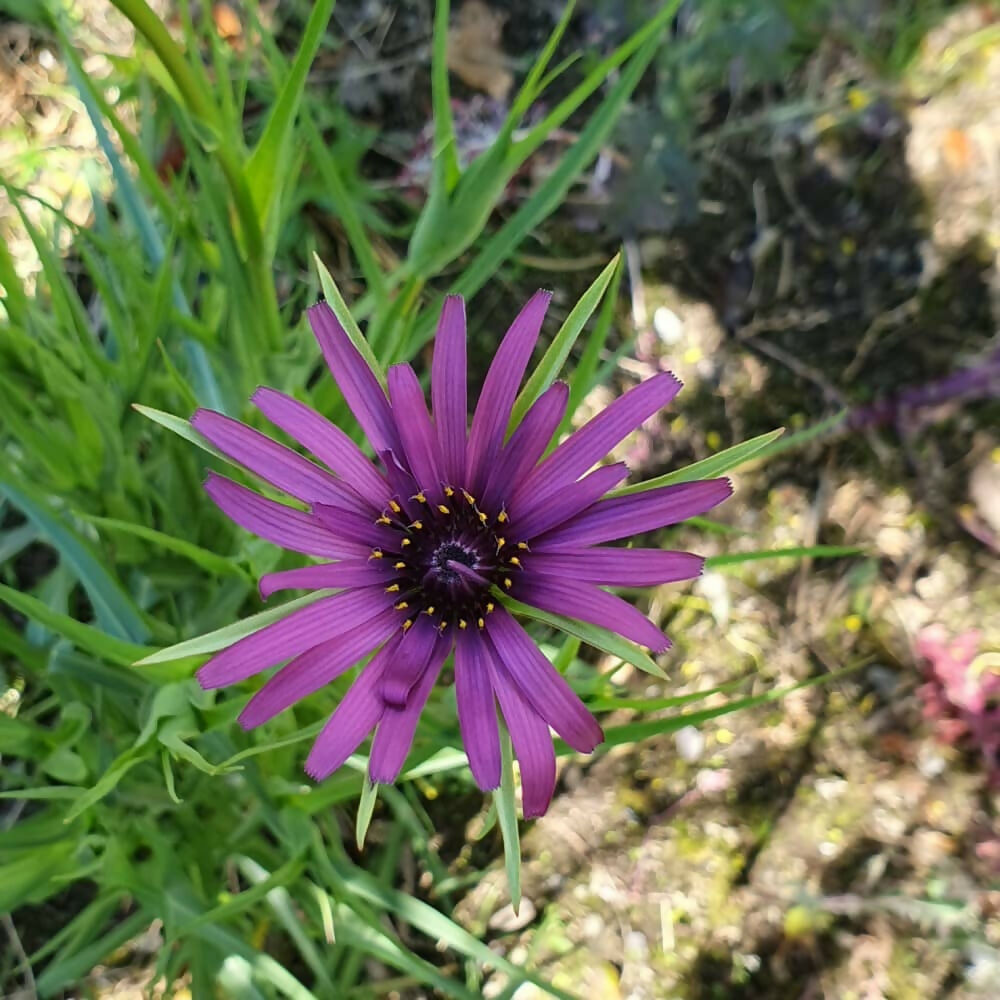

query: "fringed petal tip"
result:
(303, 760), (325, 782)
(649, 634), (672, 655)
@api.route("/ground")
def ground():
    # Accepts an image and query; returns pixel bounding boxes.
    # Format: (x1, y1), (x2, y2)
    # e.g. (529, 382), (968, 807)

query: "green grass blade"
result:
(302, 111), (386, 299)
(245, 0), (335, 236)
(313, 253), (387, 387)
(496, 729), (522, 909)
(509, 1), (681, 165)
(132, 404), (229, 462)
(429, 0), (460, 192)
(0, 475), (149, 642)
(509, 253), (621, 431)
(355, 779), (379, 851)
(613, 428), (785, 496)
(597, 666), (863, 749)
(498, 591), (666, 679)
(705, 545), (864, 569)
(133, 591), (327, 664)
(81, 514), (248, 580)
(447, 32), (662, 317)
(0, 583), (151, 667)
(749, 409), (848, 462)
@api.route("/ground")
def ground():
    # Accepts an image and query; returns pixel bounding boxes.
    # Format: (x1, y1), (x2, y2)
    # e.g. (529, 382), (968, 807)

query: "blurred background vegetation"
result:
(1, 0), (998, 997)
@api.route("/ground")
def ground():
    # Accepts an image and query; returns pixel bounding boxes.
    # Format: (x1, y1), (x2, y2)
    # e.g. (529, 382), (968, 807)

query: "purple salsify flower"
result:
(191, 291), (731, 816)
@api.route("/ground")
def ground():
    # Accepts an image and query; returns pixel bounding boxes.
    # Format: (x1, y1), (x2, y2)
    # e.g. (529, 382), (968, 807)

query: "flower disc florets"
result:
(373, 487), (523, 631)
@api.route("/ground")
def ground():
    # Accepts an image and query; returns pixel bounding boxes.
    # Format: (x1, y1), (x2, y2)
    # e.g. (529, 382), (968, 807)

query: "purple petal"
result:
(368, 631), (450, 783)
(238, 608), (400, 728)
(197, 586), (397, 689)
(534, 478), (733, 550)
(513, 575), (670, 652)
(511, 462), (627, 541)
(204, 473), (370, 559)
(481, 381), (568, 512)
(386, 364), (443, 496)
(513, 372), (682, 509)
(484, 604), (603, 752)
(465, 291), (551, 494)
(192, 409), (366, 511)
(312, 503), (400, 550)
(483, 639), (557, 818)
(525, 548), (704, 586)
(307, 302), (399, 455)
(304, 633), (403, 780)
(431, 295), (468, 484)
(258, 560), (394, 600)
(379, 450), (421, 521)
(252, 387), (390, 503)
(380, 616), (440, 709)
(454, 628), (501, 790)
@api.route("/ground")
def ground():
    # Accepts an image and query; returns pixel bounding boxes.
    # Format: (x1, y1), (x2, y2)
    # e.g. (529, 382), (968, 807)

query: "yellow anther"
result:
(411, 520), (423, 530)
(385, 584), (400, 593)
(517, 541), (530, 551)
(402, 619), (413, 632)
(509, 556), (521, 567)
(438, 621), (448, 633)
(437, 504), (450, 515)
(477, 617), (485, 629)
(486, 602), (495, 613)
(462, 490), (476, 505)
(478, 511), (488, 524)
(496, 537), (506, 550)
(376, 515), (391, 525)
(503, 578), (512, 589)
(401, 538), (411, 547)
(388, 499), (402, 513)
(444, 485), (455, 497)
(413, 491), (427, 504)
(497, 510), (508, 523)
(370, 548), (383, 559)
(394, 601), (409, 611)
(458, 619), (468, 629)
(425, 606), (435, 615)
(394, 561), (406, 570)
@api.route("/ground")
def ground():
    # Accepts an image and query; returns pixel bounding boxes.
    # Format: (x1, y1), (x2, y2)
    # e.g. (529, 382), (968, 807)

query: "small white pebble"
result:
(675, 725), (705, 761)
(653, 306), (684, 345)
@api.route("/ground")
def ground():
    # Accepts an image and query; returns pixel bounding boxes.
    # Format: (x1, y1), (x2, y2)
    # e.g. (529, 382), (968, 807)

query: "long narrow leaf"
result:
(509, 253), (621, 430)
(245, 0), (335, 236)
(498, 591), (666, 679)
(0, 475), (149, 642)
(614, 428), (785, 496)
(133, 591), (328, 665)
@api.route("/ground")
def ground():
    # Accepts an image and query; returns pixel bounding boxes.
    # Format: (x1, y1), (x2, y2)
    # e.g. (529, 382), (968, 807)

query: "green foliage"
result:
(0, 1), (870, 995)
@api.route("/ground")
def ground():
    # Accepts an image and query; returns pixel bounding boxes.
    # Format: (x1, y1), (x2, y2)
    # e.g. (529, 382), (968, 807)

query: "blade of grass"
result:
(496, 729), (521, 910)
(498, 590), (666, 679)
(509, 253), (621, 431)
(705, 545), (864, 569)
(0, 475), (149, 642)
(81, 514), (248, 580)
(0, 584), (151, 668)
(613, 428), (785, 496)
(133, 591), (328, 665)
(313, 253), (387, 387)
(245, 0), (335, 240)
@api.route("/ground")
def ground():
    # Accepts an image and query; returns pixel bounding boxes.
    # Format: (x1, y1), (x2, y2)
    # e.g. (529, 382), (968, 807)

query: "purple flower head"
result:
(192, 291), (731, 816)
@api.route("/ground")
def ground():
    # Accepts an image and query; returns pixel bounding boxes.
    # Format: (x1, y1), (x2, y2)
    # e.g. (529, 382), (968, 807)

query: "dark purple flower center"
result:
(373, 487), (524, 631)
